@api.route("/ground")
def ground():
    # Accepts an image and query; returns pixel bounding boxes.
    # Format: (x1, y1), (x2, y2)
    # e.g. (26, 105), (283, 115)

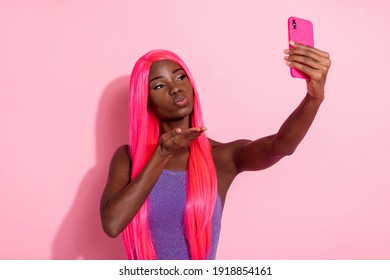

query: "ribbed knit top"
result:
(148, 169), (222, 259)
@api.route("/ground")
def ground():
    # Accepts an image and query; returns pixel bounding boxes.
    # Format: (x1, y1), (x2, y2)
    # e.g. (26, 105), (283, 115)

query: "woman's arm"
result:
(100, 127), (206, 237)
(234, 42), (331, 173)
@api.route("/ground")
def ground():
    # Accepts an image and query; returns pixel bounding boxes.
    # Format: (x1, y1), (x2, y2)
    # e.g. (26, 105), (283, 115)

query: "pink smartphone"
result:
(288, 17), (314, 79)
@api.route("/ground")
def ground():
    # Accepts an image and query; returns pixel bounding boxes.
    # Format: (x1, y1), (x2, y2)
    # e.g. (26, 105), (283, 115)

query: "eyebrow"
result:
(149, 68), (183, 83)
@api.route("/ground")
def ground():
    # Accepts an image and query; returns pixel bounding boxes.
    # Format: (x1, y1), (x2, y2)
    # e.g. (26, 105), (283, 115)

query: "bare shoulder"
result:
(108, 144), (132, 181)
(112, 144), (130, 164)
(100, 145), (131, 211)
(209, 138), (251, 150)
(208, 138), (251, 175)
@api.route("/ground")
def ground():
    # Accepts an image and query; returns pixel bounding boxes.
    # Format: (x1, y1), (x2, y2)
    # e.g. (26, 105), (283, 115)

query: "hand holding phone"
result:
(287, 17), (314, 79)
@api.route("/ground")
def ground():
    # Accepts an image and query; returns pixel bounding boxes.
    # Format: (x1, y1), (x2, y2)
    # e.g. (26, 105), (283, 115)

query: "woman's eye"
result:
(153, 84), (164, 90)
(177, 74), (187, 81)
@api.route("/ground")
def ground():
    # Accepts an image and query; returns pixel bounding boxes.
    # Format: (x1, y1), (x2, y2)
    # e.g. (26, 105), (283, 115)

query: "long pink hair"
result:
(122, 49), (217, 260)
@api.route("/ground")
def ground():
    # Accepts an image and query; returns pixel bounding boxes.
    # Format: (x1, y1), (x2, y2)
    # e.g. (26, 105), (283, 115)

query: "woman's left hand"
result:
(284, 41), (331, 99)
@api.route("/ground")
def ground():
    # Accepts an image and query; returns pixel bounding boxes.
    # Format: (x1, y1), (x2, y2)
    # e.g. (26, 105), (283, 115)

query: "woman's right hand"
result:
(158, 127), (207, 157)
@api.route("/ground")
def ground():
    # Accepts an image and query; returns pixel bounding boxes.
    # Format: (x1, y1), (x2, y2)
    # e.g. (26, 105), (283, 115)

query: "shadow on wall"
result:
(51, 76), (129, 259)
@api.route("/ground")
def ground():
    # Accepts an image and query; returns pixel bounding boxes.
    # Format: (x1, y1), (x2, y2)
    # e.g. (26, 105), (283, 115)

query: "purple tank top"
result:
(148, 169), (222, 260)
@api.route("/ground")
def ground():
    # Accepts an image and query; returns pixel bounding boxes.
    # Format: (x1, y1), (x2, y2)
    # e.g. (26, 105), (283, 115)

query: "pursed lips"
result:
(174, 95), (188, 107)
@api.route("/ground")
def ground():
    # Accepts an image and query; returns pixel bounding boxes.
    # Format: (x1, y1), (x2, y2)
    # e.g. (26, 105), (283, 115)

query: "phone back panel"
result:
(288, 17), (314, 79)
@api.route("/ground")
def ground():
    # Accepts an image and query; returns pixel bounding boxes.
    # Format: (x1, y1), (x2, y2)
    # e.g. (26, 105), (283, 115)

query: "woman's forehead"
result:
(149, 60), (183, 80)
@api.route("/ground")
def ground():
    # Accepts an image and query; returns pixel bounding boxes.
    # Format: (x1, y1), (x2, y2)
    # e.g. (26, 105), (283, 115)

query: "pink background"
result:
(1, 0), (389, 259)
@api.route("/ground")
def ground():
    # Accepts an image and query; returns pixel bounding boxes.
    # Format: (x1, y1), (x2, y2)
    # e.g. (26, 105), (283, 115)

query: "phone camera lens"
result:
(292, 19), (297, 29)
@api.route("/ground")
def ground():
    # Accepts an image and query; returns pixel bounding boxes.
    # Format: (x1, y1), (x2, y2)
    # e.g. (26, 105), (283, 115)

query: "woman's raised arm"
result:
(233, 43), (331, 173)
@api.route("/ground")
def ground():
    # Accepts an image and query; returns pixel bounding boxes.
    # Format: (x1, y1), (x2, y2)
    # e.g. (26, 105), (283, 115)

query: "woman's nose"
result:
(169, 85), (181, 96)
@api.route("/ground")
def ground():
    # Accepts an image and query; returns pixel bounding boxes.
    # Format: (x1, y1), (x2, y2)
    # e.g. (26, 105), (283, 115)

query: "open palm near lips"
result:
(158, 127), (207, 157)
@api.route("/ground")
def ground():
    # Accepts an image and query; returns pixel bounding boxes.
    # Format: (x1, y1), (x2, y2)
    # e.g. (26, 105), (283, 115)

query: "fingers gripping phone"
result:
(288, 17), (314, 79)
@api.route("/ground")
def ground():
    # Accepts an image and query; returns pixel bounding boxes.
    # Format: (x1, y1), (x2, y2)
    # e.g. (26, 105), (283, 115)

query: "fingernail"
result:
(284, 49), (290, 54)
(283, 56), (289, 60)
(176, 128), (182, 133)
(285, 61), (291, 65)
(289, 41), (295, 46)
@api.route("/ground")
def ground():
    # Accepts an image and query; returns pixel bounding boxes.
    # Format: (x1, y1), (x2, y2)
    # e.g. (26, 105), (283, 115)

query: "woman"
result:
(100, 43), (331, 260)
